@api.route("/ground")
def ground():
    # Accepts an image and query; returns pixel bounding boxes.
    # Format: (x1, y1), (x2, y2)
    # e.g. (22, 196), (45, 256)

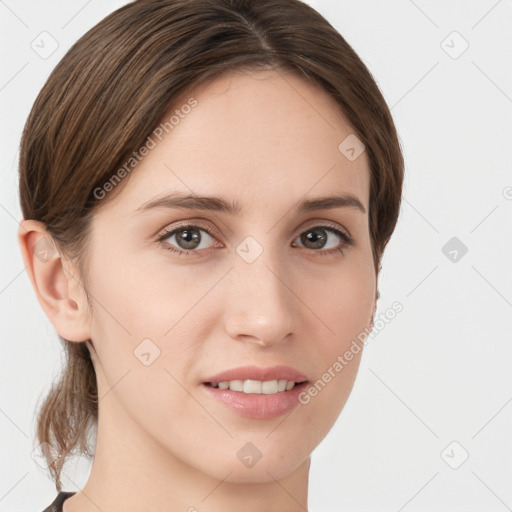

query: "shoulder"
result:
(41, 492), (76, 512)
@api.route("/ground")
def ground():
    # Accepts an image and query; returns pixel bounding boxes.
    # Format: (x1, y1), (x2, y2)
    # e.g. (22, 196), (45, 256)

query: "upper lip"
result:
(203, 365), (309, 384)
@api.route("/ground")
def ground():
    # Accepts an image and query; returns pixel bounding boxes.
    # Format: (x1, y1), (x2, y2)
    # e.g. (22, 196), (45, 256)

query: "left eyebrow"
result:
(297, 194), (366, 214)
(135, 191), (366, 215)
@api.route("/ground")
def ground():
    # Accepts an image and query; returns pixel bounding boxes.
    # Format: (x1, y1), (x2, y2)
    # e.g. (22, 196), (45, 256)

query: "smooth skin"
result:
(19, 68), (376, 512)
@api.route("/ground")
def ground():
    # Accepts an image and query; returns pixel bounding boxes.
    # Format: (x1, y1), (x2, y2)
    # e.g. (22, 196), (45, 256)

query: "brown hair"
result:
(19, 0), (403, 491)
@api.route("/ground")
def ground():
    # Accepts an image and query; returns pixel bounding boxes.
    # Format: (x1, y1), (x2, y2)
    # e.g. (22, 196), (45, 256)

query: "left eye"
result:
(158, 224), (352, 256)
(292, 226), (351, 252)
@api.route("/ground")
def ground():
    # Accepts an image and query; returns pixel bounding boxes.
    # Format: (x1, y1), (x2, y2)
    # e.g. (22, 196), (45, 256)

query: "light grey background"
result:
(1, 1), (511, 511)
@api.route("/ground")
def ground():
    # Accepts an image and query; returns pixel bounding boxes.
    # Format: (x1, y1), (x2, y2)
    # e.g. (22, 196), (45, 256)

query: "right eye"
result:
(158, 223), (220, 256)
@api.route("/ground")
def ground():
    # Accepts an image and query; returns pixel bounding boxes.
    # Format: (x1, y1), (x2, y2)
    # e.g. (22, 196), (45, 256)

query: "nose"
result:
(223, 244), (296, 347)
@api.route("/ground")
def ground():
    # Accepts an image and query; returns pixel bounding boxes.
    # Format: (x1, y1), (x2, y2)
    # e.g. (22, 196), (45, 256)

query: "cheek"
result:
(296, 253), (374, 434)
(86, 245), (209, 339)
(85, 250), (216, 411)
(303, 250), (376, 345)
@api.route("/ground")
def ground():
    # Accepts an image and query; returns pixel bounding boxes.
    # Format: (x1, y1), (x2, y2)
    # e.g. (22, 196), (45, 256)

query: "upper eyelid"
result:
(157, 220), (218, 240)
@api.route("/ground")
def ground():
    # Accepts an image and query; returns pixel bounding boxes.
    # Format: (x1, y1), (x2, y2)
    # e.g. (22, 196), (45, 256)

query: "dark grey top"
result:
(41, 492), (76, 512)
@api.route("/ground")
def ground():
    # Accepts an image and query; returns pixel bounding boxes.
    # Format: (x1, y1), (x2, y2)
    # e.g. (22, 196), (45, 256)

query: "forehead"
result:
(101, 68), (370, 216)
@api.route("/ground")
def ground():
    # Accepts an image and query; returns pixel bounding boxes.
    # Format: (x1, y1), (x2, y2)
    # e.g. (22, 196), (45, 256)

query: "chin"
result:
(188, 433), (313, 483)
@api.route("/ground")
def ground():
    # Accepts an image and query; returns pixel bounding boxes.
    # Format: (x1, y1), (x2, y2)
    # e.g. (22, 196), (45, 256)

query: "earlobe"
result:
(18, 219), (91, 342)
(369, 296), (378, 332)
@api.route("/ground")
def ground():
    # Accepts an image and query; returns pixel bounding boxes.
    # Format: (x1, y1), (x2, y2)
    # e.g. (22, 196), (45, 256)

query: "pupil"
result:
(303, 228), (326, 249)
(177, 228), (200, 249)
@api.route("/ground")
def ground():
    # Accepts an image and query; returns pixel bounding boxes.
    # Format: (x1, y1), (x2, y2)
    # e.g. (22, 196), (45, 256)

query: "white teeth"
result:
(210, 379), (299, 394)
(228, 380), (243, 392)
(244, 380), (262, 394)
(262, 380), (276, 394)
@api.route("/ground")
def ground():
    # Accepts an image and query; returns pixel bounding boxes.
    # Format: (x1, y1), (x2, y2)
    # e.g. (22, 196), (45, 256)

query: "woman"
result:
(17, 0), (404, 510)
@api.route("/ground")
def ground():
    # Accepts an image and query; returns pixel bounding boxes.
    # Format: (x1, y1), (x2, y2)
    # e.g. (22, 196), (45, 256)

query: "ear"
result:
(369, 293), (378, 332)
(18, 219), (91, 342)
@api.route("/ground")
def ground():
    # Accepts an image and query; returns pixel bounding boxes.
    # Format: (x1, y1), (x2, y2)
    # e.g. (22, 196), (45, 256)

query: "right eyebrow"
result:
(135, 192), (243, 215)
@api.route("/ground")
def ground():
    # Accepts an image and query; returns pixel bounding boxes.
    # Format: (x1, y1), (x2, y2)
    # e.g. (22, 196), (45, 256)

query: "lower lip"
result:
(201, 382), (309, 420)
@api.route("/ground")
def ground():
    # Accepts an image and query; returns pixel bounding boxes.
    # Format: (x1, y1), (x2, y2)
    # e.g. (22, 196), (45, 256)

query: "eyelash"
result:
(157, 222), (354, 257)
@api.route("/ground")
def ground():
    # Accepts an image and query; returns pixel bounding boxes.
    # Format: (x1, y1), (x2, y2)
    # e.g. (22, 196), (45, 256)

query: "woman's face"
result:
(83, 68), (376, 482)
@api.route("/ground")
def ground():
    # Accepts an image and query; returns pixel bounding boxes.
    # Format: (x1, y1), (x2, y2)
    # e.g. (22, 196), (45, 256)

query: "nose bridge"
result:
(223, 233), (295, 344)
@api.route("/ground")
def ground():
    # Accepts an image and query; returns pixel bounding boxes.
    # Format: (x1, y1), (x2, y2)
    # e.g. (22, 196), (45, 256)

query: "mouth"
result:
(200, 364), (311, 418)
